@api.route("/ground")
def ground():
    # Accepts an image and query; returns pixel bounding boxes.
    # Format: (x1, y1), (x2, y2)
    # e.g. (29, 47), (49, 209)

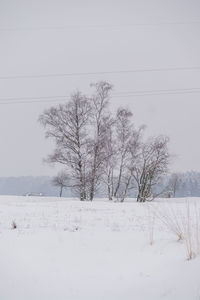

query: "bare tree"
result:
(131, 136), (170, 202)
(100, 107), (143, 202)
(101, 119), (116, 200)
(120, 127), (144, 202)
(113, 108), (134, 200)
(39, 92), (91, 201)
(88, 81), (113, 201)
(52, 171), (70, 197)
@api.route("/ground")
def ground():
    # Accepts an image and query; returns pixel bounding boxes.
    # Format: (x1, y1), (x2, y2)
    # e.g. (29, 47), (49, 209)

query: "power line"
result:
(0, 99), (65, 105)
(0, 87), (200, 105)
(113, 87), (200, 95)
(0, 95), (70, 101)
(3, 87), (200, 101)
(113, 89), (200, 97)
(1, 66), (200, 80)
(0, 21), (200, 32)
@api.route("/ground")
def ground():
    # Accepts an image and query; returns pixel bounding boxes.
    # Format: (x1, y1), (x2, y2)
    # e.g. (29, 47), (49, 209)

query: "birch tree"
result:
(101, 119), (116, 200)
(120, 127), (143, 202)
(39, 92), (91, 201)
(88, 81), (113, 201)
(113, 108), (133, 199)
(131, 136), (170, 202)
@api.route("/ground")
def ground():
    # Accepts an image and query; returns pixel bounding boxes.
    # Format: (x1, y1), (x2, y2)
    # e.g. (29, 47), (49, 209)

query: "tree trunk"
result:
(89, 182), (95, 201)
(108, 184), (113, 200)
(89, 145), (98, 201)
(59, 186), (63, 197)
(78, 157), (86, 201)
(80, 190), (85, 201)
(107, 168), (113, 200)
(121, 175), (131, 202)
(137, 187), (146, 202)
(114, 156), (124, 198)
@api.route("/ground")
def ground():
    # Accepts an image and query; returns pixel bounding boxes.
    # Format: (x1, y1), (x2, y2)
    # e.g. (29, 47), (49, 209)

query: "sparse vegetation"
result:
(152, 200), (200, 260)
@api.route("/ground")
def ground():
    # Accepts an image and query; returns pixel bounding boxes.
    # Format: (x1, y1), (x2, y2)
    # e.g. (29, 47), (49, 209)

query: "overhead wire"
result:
(0, 87), (200, 105)
(1, 66), (200, 80)
(0, 21), (200, 32)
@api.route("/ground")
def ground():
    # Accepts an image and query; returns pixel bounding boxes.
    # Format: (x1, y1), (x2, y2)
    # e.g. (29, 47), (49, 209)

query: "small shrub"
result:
(155, 203), (184, 241)
(11, 221), (17, 230)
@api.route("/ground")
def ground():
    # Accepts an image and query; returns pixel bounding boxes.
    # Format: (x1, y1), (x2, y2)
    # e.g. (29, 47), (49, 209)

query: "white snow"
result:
(0, 196), (200, 300)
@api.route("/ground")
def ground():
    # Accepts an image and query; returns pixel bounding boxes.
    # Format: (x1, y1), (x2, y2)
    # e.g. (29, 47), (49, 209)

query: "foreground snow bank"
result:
(0, 196), (200, 300)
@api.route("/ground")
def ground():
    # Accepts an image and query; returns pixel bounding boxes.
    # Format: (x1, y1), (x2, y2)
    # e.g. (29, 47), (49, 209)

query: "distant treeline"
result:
(163, 171), (200, 198)
(0, 177), (71, 197)
(0, 172), (200, 198)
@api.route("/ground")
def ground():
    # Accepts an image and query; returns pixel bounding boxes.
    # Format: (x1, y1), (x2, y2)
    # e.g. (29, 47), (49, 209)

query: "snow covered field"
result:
(0, 196), (200, 300)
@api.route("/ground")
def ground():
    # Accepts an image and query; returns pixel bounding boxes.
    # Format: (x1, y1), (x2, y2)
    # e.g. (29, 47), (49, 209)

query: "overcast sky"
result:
(0, 0), (200, 176)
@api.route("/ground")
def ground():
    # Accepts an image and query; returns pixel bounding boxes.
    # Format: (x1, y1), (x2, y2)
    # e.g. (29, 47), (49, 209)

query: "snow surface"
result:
(0, 196), (200, 300)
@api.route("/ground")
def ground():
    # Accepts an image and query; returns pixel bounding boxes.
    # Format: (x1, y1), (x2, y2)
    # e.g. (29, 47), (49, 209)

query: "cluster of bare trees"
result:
(39, 81), (170, 202)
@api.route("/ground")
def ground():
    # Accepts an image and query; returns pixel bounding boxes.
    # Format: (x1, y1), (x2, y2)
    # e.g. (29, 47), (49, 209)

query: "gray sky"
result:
(0, 0), (200, 176)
